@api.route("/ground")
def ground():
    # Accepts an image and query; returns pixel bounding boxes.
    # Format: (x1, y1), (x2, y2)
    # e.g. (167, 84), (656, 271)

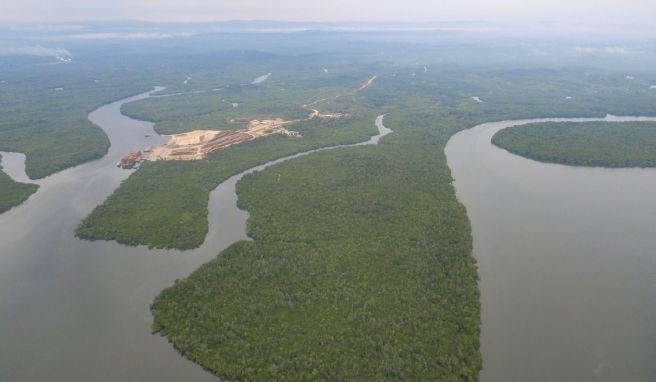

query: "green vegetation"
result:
(121, 72), (362, 135)
(122, 91), (308, 135)
(0, 154), (39, 213)
(0, 64), (152, 179)
(82, 65), (656, 379)
(0, 83), (111, 180)
(492, 122), (656, 167)
(151, 116), (481, 381)
(6, 25), (656, 381)
(0, 42), (374, 181)
(34, 31), (653, 380)
(76, 64), (379, 249)
(76, 112), (379, 249)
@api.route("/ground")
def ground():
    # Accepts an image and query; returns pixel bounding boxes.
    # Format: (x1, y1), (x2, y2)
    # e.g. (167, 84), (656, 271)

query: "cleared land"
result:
(297, 75), (376, 120)
(492, 121), (656, 167)
(76, 74), (380, 248)
(358, 75), (378, 91)
(147, 121), (300, 161)
(142, 76), (375, 162)
(75, 112), (380, 249)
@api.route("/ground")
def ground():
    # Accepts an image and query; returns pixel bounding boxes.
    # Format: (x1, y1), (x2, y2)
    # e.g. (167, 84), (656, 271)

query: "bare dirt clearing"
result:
(135, 75), (376, 162)
(147, 121), (300, 161)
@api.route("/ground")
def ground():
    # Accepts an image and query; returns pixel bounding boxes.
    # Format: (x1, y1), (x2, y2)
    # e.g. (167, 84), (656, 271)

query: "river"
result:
(0, 152), (32, 184)
(0, 88), (390, 381)
(5, 88), (653, 381)
(446, 115), (656, 382)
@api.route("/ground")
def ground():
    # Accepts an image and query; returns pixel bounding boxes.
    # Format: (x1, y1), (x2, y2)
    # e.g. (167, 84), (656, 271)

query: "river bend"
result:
(0, 88), (390, 381)
(446, 115), (656, 382)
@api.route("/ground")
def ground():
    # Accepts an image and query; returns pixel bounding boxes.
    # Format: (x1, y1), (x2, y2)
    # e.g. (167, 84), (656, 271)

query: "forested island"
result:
(492, 121), (656, 167)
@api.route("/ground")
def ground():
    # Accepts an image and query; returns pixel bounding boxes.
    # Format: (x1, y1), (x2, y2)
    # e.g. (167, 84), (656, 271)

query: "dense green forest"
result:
(74, 63), (656, 380)
(121, 67), (371, 135)
(5, 27), (656, 380)
(0, 154), (39, 213)
(492, 121), (656, 167)
(149, 67), (656, 380)
(151, 114), (481, 381)
(78, 66), (656, 249)
(0, 63), (154, 179)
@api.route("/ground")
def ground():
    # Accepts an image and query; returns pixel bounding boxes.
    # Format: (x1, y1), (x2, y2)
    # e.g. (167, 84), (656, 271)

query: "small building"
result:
(280, 129), (302, 137)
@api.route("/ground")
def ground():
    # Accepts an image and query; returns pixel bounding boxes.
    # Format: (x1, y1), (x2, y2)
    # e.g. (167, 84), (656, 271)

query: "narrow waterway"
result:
(445, 115), (656, 382)
(0, 88), (390, 381)
(0, 151), (32, 184)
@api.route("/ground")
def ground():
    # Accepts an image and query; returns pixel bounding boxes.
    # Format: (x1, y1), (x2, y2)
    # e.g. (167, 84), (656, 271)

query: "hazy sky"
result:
(2, 0), (655, 25)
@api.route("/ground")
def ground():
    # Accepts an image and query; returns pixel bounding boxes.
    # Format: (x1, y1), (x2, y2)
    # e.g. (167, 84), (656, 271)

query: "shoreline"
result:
(0, 151), (33, 184)
(445, 113), (656, 381)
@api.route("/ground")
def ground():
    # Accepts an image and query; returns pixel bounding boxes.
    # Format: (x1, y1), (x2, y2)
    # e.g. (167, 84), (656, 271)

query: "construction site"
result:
(145, 118), (301, 161)
(117, 75), (376, 164)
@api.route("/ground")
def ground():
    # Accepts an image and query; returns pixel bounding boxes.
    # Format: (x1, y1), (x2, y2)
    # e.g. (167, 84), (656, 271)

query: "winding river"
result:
(3, 85), (656, 382)
(0, 88), (390, 381)
(446, 115), (656, 382)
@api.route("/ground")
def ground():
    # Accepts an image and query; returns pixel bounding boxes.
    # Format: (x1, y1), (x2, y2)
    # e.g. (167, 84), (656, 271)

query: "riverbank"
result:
(492, 121), (656, 168)
(0, 89), (398, 381)
(0, 90), (219, 382)
(0, 152), (39, 213)
(446, 115), (656, 381)
(76, 108), (380, 249)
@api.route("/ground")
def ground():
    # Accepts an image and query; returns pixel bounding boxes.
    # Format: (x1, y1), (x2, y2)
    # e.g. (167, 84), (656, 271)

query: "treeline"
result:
(492, 122), (656, 168)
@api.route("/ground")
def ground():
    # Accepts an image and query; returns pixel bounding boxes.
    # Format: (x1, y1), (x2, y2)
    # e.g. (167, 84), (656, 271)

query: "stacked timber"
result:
(119, 149), (143, 169)
(200, 131), (254, 154)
